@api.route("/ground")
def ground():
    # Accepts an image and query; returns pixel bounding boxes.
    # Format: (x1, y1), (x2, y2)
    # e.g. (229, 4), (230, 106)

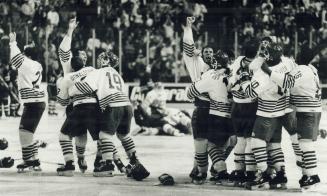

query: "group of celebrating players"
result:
(0, 14), (323, 190)
(2, 17), (150, 181)
(183, 16), (321, 191)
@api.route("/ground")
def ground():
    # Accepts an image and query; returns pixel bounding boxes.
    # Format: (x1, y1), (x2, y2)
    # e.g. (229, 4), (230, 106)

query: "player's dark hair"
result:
(72, 49), (85, 57)
(24, 46), (38, 61)
(243, 39), (260, 59)
(296, 46), (315, 65)
(266, 42), (283, 66)
(201, 45), (214, 56)
(71, 56), (84, 71)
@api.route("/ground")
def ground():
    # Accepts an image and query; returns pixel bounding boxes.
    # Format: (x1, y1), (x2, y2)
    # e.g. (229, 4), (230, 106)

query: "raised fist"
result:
(0, 157), (14, 168)
(0, 138), (8, 150)
(9, 32), (16, 43)
(186, 17), (195, 27)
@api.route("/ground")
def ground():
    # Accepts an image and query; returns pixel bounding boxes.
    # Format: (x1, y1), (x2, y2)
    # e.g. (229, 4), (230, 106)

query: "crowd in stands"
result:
(0, 0), (326, 83)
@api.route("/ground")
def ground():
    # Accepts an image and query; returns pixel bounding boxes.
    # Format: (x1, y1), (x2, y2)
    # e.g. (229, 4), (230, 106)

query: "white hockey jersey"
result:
(75, 67), (130, 110)
(187, 69), (232, 117)
(56, 66), (96, 106)
(183, 25), (210, 102)
(229, 56), (255, 103)
(143, 88), (167, 111)
(270, 64), (321, 112)
(241, 60), (294, 118)
(58, 35), (73, 75)
(10, 42), (45, 103)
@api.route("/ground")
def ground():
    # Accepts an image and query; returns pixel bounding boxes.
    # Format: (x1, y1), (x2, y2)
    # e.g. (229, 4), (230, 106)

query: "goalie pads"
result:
(158, 173), (175, 186)
(126, 162), (150, 181)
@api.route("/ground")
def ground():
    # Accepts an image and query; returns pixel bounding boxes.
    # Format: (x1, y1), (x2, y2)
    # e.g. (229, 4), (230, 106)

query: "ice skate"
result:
(209, 170), (229, 185)
(114, 158), (126, 176)
(269, 167), (287, 189)
(93, 160), (115, 177)
(192, 172), (207, 185)
(17, 159), (42, 173)
(228, 170), (246, 187)
(125, 153), (150, 181)
(57, 160), (75, 177)
(245, 170), (270, 190)
(77, 157), (87, 173)
(189, 166), (199, 179)
(301, 175), (320, 191)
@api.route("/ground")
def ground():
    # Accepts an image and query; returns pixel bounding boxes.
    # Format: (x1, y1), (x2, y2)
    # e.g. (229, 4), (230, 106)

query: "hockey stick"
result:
(0, 75), (20, 103)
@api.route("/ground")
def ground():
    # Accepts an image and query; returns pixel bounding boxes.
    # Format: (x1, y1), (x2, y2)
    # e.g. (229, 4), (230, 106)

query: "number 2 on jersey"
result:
(106, 72), (122, 91)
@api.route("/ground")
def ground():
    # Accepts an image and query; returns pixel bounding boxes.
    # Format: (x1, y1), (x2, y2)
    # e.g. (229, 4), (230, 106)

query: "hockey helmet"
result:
(265, 42), (283, 66)
(97, 50), (119, 68)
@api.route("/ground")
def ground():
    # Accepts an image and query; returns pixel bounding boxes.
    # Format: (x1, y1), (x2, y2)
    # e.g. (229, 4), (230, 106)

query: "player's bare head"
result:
(97, 50), (119, 68)
(265, 42), (283, 66)
(201, 46), (214, 64)
(213, 50), (229, 69)
(72, 49), (87, 65)
(71, 56), (85, 71)
(296, 46), (315, 65)
(24, 44), (38, 61)
(243, 39), (260, 59)
(225, 49), (235, 65)
(78, 50), (87, 65)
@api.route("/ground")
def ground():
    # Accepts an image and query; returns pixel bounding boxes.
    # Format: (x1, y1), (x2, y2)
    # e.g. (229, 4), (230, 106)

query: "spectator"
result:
(47, 5), (59, 27)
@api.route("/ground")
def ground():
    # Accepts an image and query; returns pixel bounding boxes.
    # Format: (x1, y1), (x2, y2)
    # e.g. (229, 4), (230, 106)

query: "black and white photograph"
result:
(0, 0), (327, 195)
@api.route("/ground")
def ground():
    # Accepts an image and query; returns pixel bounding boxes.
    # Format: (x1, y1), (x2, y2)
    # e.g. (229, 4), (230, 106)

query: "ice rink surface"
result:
(1, 105), (327, 196)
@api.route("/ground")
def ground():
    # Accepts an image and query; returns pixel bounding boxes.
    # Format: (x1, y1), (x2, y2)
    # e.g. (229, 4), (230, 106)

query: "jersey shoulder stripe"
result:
(11, 53), (24, 69)
(58, 49), (71, 63)
(183, 42), (195, 57)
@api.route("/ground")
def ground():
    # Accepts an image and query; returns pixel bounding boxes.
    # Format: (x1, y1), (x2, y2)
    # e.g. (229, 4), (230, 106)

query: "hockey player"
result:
(251, 37), (301, 171)
(9, 32), (46, 172)
(56, 17), (90, 174)
(187, 50), (233, 185)
(228, 39), (260, 186)
(261, 46), (322, 190)
(56, 56), (99, 176)
(0, 138), (14, 168)
(75, 51), (149, 180)
(183, 16), (212, 184)
(58, 17), (87, 75)
(240, 42), (291, 190)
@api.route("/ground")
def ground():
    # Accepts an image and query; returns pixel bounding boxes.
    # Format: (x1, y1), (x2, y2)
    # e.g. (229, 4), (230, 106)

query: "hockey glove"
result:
(158, 173), (175, 185)
(0, 157), (14, 168)
(0, 138), (8, 150)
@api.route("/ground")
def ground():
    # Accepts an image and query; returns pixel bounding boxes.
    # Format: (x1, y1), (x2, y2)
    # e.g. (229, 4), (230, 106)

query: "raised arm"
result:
(9, 32), (24, 69)
(59, 17), (78, 75)
(183, 17), (196, 58)
(182, 17), (205, 82)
